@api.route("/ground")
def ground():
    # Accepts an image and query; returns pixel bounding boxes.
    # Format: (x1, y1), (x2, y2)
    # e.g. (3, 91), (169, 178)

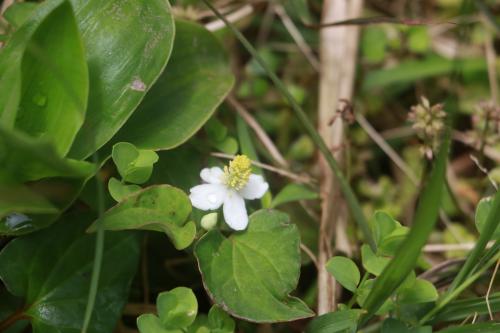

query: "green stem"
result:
(201, 0), (376, 251)
(347, 272), (370, 308)
(81, 153), (106, 333)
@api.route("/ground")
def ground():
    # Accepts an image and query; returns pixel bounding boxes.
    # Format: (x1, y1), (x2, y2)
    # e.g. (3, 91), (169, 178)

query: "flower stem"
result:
(81, 153), (106, 333)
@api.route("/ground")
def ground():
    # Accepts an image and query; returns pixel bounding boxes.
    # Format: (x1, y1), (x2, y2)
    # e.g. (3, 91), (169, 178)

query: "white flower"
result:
(189, 155), (268, 231)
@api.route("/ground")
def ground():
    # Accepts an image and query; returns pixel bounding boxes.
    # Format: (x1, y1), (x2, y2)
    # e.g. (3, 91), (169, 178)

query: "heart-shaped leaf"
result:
(112, 142), (158, 184)
(157, 287), (198, 329)
(88, 185), (196, 250)
(68, 0), (175, 158)
(110, 20), (234, 151)
(195, 209), (314, 323)
(397, 279), (438, 304)
(108, 177), (141, 202)
(0, 213), (140, 333)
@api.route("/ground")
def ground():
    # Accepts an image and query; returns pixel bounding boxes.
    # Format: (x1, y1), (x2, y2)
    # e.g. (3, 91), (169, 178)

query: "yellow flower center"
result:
(224, 155), (252, 190)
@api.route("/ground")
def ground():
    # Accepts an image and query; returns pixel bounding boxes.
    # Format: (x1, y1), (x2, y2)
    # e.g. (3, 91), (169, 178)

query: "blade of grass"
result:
(419, 246), (500, 324)
(431, 292), (500, 322)
(447, 190), (500, 293)
(360, 132), (450, 321)
(201, 0), (375, 250)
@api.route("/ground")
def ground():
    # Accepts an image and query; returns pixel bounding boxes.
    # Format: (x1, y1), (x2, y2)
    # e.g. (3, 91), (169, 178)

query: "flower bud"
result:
(201, 212), (218, 230)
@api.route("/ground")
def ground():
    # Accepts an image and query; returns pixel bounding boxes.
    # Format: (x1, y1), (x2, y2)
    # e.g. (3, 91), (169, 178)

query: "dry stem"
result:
(317, 0), (363, 314)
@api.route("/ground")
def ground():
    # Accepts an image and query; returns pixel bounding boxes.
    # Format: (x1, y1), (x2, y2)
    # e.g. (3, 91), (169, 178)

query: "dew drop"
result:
(3, 213), (33, 231)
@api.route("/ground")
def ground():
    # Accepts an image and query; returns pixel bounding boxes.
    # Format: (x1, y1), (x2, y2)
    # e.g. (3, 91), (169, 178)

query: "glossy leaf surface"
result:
(195, 209), (314, 323)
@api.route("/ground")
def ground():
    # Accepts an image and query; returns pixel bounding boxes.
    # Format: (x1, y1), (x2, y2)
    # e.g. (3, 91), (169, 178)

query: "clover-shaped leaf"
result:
(112, 142), (159, 184)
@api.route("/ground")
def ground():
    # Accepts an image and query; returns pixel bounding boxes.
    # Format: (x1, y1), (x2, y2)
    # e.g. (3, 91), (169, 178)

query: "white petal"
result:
(189, 184), (226, 210)
(200, 167), (224, 184)
(223, 192), (248, 231)
(238, 174), (269, 200)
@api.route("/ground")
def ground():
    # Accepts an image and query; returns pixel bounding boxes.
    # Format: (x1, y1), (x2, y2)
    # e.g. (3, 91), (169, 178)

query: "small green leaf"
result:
(475, 196), (500, 240)
(157, 287), (198, 329)
(208, 306), (235, 333)
(397, 279), (438, 304)
(378, 226), (410, 256)
(112, 142), (159, 184)
(213, 136), (239, 155)
(0, 213), (139, 333)
(361, 244), (390, 276)
(195, 209), (314, 322)
(407, 27), (430, 53)
(270, 184), (318, 208)
(108, 177), (141, 202)
(372, 211), (400, 246)
(305, 309), (362, 333)
(88, 185), (196, 250)
(326, 256), (360, 292)
(137, 314), (181, 333)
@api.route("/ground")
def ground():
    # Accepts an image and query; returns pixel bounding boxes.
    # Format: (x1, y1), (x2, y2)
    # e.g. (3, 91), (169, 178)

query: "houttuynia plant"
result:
(0, 0), (498, 333)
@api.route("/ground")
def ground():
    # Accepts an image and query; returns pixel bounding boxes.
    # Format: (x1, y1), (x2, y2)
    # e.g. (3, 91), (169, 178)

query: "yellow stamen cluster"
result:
(224, 155), (252, 190)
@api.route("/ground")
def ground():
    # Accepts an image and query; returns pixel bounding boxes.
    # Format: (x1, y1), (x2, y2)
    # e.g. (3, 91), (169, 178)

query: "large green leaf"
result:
(0, 214), (140, 333)
(0, 125), (94, 183)
(14, 0), (88, 156)
(110, 19), (234, 151)
(194, 209), (314, 323)
(362, 135), (449, 317)
(88, 185), (196, 250)
(68, 0), (175, 158)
